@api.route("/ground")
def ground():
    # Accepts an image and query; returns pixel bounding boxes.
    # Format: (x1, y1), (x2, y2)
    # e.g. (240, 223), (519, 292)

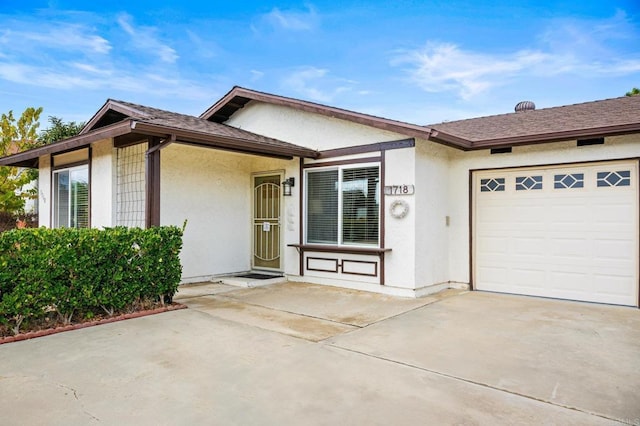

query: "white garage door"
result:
(474, 160), (638, 306)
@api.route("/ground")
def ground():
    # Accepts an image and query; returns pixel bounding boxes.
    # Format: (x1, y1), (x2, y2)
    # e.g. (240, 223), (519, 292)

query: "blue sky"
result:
(0, 1), (639, 128)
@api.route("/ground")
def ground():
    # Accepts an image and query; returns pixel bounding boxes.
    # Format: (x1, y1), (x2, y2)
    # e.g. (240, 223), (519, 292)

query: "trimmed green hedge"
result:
(0, 226), (183, 335)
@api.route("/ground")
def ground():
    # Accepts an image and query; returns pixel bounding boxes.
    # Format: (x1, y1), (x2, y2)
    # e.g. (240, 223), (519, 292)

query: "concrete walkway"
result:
(0, 282), (638, 425)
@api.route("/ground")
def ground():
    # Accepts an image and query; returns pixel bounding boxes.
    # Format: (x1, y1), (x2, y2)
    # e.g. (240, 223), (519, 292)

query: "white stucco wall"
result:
(413, 140), (456, 291)
(38, 155), (51, 228)
(446, 134), (640, 285)
(90, 139), (115, 228)
(227, 102), (425, 294)
(223, 101), (640, 296)
(225, 102), (407, 150)
(384, 147), (416, 289)
(161, 144), (251, 281)
(160, 144), (297, 282)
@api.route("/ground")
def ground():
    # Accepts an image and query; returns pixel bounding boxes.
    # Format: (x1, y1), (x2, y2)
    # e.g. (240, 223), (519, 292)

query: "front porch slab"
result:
(183, 295), (357, 341)
(220, 281), (463, 327)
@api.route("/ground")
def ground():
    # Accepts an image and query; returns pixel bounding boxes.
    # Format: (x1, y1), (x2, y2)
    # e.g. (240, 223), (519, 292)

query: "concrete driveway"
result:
(0, 282), (638, 425)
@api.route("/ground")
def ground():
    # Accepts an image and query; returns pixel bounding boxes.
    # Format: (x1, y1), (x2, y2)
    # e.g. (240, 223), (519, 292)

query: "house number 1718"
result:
(384, 185), (415, 195)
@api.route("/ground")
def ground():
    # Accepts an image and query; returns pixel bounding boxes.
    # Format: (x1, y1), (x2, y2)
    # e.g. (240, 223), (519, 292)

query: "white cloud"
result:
(250, 70), (265, 81)
(262, 5), (319, 31)
(393, 42), (550, 99)
(539, 10), (636, 56)
(282, 66), (352, 103)
(0, 59), (214, 101)
(71, 62), (112, 76)
(0, 24), (111, 55)
(117, 13), (178, 63)
(393, 11), (640, 100)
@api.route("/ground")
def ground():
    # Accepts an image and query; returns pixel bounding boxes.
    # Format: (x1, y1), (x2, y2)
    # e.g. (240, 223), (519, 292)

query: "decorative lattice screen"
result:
(116, 143), (147, 227)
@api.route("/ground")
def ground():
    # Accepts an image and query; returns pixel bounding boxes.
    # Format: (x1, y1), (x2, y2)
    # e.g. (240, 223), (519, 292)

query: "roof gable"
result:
(201, 86), (437, 143)
(204, 87), (640, 151)
(81, 99), (152, 134)
(0, 99), (319, 168)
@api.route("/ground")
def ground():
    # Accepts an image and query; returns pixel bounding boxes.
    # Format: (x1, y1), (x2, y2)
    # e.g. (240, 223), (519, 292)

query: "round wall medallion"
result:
(390, 199), (409, 219)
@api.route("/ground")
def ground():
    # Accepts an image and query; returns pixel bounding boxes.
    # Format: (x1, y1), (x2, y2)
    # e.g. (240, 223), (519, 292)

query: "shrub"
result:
(0, 226), (183, 334)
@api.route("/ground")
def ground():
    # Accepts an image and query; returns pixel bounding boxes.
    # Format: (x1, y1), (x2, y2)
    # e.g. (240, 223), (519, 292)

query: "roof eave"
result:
(0, 121), (135, 168)
(201, 86), (438, 142)
(131, 121), (319, 159)
(81, 99), (152, 135)
(465, 123), (640, 150)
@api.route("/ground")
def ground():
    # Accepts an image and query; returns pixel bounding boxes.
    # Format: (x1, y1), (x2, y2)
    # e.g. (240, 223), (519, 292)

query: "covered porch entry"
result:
(86, 99), (318, 283)
(158, 143), (301, 283)
(0, 98), (318, 284)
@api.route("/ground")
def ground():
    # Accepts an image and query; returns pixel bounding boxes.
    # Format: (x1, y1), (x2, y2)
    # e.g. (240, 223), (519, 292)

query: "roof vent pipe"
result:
(515, 101), (536, 112)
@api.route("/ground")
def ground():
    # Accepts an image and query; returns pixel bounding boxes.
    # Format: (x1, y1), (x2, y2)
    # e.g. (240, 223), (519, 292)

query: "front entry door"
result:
(253, 173), (282, 270)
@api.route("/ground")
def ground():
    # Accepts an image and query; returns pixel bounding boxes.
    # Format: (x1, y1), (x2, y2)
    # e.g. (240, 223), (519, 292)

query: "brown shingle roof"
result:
(428, 95), (640, 149)
(201, 86), (436, 142)
(204, 86), (640, 151)
(109, 100), (318, 155)
(0, 98), (319, 167)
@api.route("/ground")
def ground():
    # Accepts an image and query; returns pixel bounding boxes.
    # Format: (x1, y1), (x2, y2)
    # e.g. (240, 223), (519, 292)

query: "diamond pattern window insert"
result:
(554, 173), (584, 189)
(597, 170), (631, 187)
(515, 176), (543, 191)
(480, 178), (505, 192)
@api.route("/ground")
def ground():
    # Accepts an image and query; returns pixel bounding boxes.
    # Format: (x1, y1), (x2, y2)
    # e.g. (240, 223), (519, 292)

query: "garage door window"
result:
(480, 178), (505, 192)
(554, 173), (584, 189)
(515, 176), (543, 191)
(597, 170), (631, 187)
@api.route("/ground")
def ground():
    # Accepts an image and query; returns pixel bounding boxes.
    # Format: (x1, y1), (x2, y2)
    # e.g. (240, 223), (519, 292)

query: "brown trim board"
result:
(306, 257), (339, 273)
(380, 150), (386, 285)
(342, 259), (378, 277)
(637, 160), (640, 309)
(299, 159), (304, 277)
(470, 156), (640, 174)
(318, 138), (415, 158)
(303, 156), (381, 169)
(145, 137), (161, 228)
(468, 170), (474, 291)
(88, 147), (92, 229)
(52, 160), (90, 171)
(201, 87), (436, 142)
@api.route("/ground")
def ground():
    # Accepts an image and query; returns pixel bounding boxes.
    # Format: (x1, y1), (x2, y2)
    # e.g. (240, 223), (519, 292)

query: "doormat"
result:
(234, 273), (283, 280)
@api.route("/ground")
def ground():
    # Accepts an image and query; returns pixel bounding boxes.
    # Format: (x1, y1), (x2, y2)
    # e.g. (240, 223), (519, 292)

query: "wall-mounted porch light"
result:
(282, 177), (295, 196)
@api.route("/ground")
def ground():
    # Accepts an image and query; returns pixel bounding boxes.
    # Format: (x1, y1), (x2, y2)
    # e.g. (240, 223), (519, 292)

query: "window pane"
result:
(54, 171), (70, 228)
(307, 169), (338, 244)
(70, 168), (89, 228)
(54, 166), (89, 229)
(342, 167), (379, 245)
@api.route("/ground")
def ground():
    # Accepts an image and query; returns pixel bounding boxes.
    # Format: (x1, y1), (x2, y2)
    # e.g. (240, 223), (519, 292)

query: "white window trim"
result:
(304, 161), (381, 248)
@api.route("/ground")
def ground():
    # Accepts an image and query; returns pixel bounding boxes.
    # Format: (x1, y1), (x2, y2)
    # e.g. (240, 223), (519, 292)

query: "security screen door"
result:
(253, 174), (282, 270)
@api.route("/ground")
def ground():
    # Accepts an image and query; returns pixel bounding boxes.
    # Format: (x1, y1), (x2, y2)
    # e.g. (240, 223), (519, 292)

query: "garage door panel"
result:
(474, 161), (638, 307)
(513, 237), (546, 255)
(594, 239), (635, 260)
(549, 238), (590, 258)
(510, 268), (547, 289)
(512, 205), (546, 223)
(592, 204), (635, 226)
(548, 271), (589, 291)
(476, 266), (509, 288)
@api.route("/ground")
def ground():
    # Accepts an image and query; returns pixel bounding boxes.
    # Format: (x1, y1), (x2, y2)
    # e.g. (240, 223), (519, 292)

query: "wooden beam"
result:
(145, 137), (161, 228)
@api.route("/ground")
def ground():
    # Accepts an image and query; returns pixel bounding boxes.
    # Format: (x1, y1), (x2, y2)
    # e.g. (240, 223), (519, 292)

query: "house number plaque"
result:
(384, 184), (415, 195)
